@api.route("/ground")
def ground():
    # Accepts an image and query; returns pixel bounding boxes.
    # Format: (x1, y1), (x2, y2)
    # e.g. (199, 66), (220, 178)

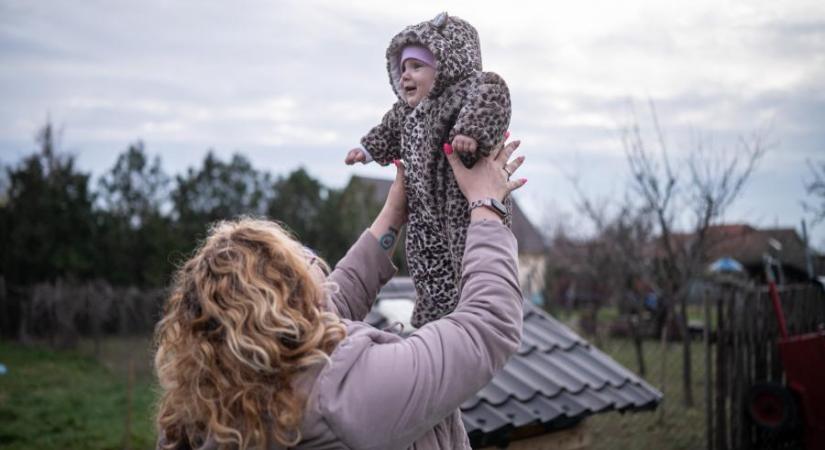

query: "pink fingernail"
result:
(521, 178), (528, 184)
(504, 130), (511, 139)
(392, 159), (400, 167)
(443, 143), (453, 155)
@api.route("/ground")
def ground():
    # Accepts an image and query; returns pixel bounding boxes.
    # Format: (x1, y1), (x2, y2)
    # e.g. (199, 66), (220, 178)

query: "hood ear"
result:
(431, 11), (448, 28)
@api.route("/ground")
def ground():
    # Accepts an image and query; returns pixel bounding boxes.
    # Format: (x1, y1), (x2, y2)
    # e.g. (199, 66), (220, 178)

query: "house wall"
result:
(519, 253), (547, 301)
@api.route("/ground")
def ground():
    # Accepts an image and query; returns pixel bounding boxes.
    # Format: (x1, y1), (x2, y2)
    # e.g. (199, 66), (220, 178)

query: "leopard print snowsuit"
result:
(361, 13), (512, 327)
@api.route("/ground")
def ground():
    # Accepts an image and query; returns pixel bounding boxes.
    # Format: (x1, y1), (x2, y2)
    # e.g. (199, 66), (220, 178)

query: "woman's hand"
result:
(443, 138), (526, 207)
(369, 160), (408, 254)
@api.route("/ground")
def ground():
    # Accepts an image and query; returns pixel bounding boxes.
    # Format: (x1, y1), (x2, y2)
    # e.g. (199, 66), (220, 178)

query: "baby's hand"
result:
(345, 148), (367, 165)
(451, 134), (478, 153)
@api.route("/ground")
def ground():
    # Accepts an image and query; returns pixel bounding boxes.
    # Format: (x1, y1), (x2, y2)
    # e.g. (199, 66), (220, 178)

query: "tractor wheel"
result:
(745, 382), (798, 432)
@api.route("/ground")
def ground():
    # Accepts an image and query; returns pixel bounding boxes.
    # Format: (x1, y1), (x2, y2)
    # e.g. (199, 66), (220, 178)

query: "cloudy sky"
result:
(2, 0), (824, 247)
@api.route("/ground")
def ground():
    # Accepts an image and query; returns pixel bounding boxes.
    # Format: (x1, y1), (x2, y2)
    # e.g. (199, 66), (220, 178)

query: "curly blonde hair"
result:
(154, 218), (346, 449)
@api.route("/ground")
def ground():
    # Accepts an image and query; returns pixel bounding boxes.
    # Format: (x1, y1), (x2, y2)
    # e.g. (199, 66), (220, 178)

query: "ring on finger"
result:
(503, 166), (512, 178)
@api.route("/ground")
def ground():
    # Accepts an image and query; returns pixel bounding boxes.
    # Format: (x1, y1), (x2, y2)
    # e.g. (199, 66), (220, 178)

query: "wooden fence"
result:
(705, 281), (825, 450)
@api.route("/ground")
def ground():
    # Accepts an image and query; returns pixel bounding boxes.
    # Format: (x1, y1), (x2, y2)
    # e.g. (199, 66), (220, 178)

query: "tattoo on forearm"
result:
(379, 226), (399, 250)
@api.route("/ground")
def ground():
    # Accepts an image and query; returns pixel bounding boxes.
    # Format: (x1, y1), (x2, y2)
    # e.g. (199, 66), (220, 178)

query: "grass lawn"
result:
(0, 324), (711, 449)
(0, 338), (157, 450)
(587, 335), (709, 450)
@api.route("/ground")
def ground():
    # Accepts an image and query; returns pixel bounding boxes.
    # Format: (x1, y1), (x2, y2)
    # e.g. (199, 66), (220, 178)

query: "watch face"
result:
(490, 198), (507, 216)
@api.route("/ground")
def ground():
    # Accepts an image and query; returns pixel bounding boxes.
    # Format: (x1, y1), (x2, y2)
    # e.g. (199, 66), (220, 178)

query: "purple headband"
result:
(399, 45), (435, 69)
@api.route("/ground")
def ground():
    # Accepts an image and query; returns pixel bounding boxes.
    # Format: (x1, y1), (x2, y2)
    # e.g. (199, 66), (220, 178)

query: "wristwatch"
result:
(468, 198), (507, 218)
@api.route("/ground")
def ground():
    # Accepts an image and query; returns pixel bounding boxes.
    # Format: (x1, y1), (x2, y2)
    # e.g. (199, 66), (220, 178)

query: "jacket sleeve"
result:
(319, 220), (523, 450)
(451, 71), (512, 159)
(325, 230), (397, 321)
(360, 101), (407, 165)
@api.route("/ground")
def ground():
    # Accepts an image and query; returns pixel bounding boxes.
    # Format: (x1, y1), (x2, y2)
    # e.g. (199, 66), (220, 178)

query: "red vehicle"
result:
(747, 266), (825, 450)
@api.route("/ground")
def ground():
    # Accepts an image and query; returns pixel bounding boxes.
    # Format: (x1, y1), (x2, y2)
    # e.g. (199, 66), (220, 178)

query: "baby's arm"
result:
(451, 72), (512, 158)
(344, 148), (370, 165)
(360, 101), (407, 165)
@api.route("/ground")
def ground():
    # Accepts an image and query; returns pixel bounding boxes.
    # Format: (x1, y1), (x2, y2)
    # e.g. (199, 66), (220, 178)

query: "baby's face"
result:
(400, 59), (435, 108)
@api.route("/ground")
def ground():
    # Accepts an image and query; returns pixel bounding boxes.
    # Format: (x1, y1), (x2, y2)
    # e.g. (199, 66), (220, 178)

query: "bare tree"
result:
(803, 159), (825, 226)
(622, 100), (768, 407)
(549, 100), (768, 406)
(565, 180), (656, 376)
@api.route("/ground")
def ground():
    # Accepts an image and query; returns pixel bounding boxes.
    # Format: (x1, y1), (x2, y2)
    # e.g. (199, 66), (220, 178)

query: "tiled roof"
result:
(370, 277), (662, 446)
(462, 302), (661, 445)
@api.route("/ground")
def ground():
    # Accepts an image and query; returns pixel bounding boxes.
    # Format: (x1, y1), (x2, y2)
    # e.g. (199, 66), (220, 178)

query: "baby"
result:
(345, 12), (512, 328)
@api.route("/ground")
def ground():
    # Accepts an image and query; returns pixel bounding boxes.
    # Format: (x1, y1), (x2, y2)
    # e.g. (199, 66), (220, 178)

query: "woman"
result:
(154, 139), (527, 449)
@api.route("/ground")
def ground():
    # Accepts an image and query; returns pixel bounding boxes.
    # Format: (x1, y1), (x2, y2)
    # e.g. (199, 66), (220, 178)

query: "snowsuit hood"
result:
(386, 12), (482, 102)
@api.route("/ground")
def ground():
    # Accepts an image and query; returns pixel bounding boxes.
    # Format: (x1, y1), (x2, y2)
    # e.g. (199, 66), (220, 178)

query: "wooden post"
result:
(629, 312), (646, 377)
(704, 287), (713, 450)
(729, 289), (737, 449)
(726, 287), (736, 450)
(742, 286), (755, 449)
(715, 291), (727, 450)
(733, 288), (748, 449)
(0, 277), (5, 338)
(753, 289), (766, 384)
(658, 307), (671, 425)
(122, 358), (134, 450)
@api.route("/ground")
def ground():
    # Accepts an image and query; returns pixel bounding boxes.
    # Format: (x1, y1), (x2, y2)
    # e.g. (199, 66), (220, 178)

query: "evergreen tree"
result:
(170, 151), (273, 254)
(96, 142), (173, 286)
(268, 168), (327, 253)
(326, 177), (408, 273)
(0, 122), (96, 284)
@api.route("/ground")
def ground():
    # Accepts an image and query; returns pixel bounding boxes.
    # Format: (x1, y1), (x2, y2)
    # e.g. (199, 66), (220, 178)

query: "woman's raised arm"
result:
(324, 162), (408, 320)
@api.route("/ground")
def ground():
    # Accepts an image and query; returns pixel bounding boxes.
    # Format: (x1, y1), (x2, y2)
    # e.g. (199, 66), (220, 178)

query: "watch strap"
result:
(468, 198), (507, 218)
